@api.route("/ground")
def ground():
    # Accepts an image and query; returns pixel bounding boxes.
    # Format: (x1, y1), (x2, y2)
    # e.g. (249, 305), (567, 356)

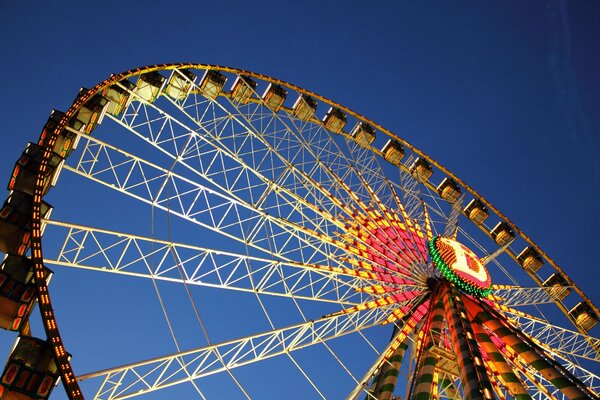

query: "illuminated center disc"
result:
(428, 236), (492, 297)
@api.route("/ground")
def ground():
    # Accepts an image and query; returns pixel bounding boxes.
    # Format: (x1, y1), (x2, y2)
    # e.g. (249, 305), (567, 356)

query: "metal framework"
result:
(0, 63), (596, 399)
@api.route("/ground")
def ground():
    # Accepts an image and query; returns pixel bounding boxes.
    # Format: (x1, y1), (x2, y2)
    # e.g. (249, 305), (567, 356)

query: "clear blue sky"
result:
(0, 1), (599, 398)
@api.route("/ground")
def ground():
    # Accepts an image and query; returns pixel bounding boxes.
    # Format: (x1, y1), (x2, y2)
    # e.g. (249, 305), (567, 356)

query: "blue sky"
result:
(0, 1), (599, 398)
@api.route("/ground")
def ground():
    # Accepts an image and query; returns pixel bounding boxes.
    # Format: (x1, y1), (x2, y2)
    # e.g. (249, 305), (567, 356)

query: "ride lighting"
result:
(165, 69), (196, 101)
(262, 83), (287, 112)
(428, 236), (492, 297)
(199, 70), (226, 100)
(135, 71), (166, 103)
(322, 107), (346, 133)
(9, 143), (64, 196)
(381, 139), (404, 166)
(230, 75), (257, 105)
(463, 199), (488, 225)
(102, 79), (136, 115)
(351, 122), (376, 148)
(409, 157), (432, 182)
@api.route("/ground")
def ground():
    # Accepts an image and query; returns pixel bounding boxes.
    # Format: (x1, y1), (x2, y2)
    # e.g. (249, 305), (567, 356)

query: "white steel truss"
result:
(27, 67), (598, 399)
(68, 135), (342, 266)
(109, 79), (436, 274)
(43, 219), (369, 305)
(78, 304), (395, 400)
(505, 311), (600, 362)
(492, 286), (573, 307)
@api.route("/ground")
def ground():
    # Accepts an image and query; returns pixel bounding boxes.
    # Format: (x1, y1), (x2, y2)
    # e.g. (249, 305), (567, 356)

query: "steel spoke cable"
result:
(64, 136), (370, 298)
(166, 104), (426, 294)
(77, 304), (394, 398)
(163, 87), (360, 234)
(259, 216), (400, 400)
(43, 217), (366, 305)
(65, 134), (372, 294)
(161, 160), (252, 399)
(247, 269), (327, 399)
(146, 206), (208, 400)
(228, 133), (432, 397)
(295, 167), (429, 284)
(339, 157), (431, 283)
(16, 64), (599, 400)
(238, 195), (327, 398)
(170, 85), (426, 284)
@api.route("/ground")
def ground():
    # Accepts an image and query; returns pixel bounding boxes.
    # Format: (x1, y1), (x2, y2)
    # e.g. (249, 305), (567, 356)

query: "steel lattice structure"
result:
(0, 63), (597, 399)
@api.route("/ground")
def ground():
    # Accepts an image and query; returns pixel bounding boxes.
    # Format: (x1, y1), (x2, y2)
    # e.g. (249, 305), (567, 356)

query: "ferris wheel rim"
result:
(25, 62), (598, 399)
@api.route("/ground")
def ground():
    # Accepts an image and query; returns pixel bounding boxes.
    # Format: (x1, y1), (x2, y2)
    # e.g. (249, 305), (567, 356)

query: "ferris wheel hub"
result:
(428, 236), (492, 297)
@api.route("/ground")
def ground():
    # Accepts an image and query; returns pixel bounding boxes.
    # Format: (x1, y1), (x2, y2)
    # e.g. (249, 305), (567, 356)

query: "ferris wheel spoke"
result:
(513, 357), (580, 400)
(559, 355), (600, 395)
(331, 141), (394, 209)
(68, 135), (262, 243)
(390, 155), (425, 222)
(78, 304), (394, 400)
(213, 91), (385, 210)
(500, 310), (600, 363)
(528, 335), (600, 397)
(295, 170), (431, 284)
(8, 64), (596, 400)
(420, 184), (454, 231)
(113, 97), (341, 239)
(169, 82), (417, 249)
(343, 143), (439, 241)
(299, 153), (433, 283)
(443, 193), (465, 238)
(67, 134), (370, 272)
(113, 87), (434, 286)
(471, 302), (599, 399)
(68, 133), (428, 289)
(127, 88), (355, 231)
(347, 297), (430, 400)
(42, 219), (369, 305)
(489, 285), (574, 307)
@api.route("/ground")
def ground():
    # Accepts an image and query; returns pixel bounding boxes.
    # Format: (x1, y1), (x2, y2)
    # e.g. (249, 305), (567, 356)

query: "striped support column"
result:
(473, 302), (597, 400)
(412, 295), (445, 400)
(500, 344), (558, 400)
(471, 319), (532, 399)
(431, 372), (439, 400)
(443, 284), (495, 400)
(376, 300), (429, 400)
(483, 361), (507, 400)
(375, 338), (409, 400)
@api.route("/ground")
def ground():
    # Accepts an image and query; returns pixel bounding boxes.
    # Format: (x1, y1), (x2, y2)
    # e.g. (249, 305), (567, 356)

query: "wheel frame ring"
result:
(28, 62), (598, 399)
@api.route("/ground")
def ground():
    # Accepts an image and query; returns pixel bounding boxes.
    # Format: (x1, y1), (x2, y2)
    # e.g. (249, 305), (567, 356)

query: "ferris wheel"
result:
(0, 63), (598, 399)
